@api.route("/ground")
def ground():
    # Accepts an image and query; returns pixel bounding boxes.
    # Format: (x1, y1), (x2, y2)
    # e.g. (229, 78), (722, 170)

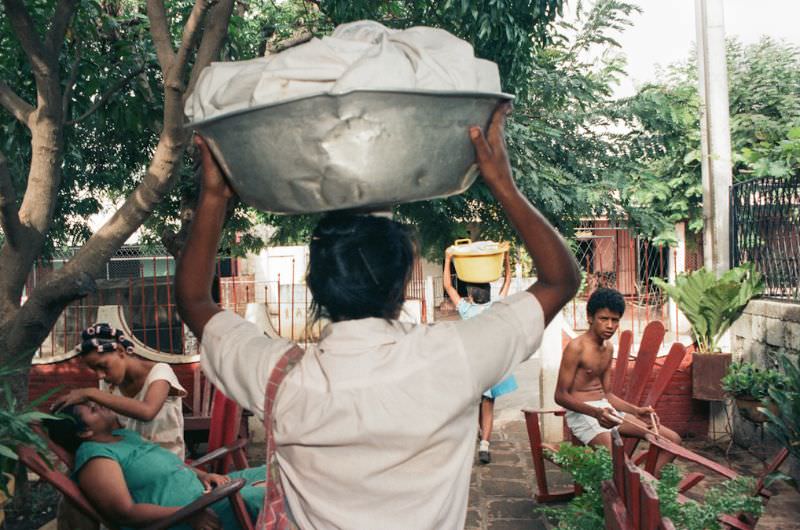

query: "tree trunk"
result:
(0, 0), (234, 383)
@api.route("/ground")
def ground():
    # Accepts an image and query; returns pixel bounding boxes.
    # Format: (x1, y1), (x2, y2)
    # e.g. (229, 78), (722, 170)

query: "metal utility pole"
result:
(695, 0), (732, 274)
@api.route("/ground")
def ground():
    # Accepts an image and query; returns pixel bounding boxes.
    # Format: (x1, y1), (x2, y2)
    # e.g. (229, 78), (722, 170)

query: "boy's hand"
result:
(596, 408), (623, 429)
(194, 135), (235, 200)
(469, 102), (514, 190)
(635, 406), (659, 429)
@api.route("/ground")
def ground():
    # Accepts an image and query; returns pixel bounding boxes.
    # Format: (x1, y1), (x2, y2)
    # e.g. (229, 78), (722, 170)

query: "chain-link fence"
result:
(731, 175), (800, 303)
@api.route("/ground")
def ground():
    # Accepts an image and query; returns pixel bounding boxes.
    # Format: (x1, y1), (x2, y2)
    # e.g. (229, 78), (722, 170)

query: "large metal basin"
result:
(188, 89), (513, 214)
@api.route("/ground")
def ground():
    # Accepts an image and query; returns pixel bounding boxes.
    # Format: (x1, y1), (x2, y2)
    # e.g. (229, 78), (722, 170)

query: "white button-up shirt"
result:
(200, 291), (544, 529)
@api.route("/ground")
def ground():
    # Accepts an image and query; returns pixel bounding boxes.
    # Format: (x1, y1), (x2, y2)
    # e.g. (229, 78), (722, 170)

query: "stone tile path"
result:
(465, 420), (551, 529)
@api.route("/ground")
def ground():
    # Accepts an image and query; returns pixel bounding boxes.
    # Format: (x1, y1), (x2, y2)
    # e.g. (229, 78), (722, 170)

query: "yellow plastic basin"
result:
(448, 239), (509, 283)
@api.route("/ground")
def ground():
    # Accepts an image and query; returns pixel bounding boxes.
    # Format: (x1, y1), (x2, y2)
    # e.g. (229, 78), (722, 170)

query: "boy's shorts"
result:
(565, 398), (625, 444)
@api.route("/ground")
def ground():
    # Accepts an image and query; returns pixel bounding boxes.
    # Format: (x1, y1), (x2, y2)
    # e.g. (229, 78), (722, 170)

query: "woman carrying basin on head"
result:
(176, 103), (581, 529)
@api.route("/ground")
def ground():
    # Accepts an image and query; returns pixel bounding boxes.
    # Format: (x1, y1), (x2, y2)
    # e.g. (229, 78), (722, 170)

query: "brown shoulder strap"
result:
(257, 344), (305, 530)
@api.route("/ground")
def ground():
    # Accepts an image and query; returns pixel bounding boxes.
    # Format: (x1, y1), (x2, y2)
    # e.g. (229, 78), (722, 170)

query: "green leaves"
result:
(0, 359), (60, 496)
(721, 360), (789, 400)
(543, 444), (765, 530)
(620, 37), (800, 237)
(765, 351), (800, 463)
(652, 264), (764, 353)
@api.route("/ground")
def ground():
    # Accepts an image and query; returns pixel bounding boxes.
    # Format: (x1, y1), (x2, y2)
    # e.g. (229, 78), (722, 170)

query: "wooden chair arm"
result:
(718, 514), (753, 530)
(144, 478), (246, 530)
(521, 407), (566, 416)
(190, 437), (248, 469)
(645, 434), (739, 480)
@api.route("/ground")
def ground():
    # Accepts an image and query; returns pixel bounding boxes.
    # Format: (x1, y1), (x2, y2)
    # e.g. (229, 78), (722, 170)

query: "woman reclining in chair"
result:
(44, 403), (265, 529)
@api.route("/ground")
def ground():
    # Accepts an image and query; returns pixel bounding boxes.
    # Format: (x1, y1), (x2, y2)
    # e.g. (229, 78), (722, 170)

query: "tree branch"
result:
(169, 0), (217, 88)
(0, 81), (35, 127)
(45, 0), (79, 54)
(186, 0), (235, 95)
(0, 150), (22, 249)
(2, 0), (54, 78)
(66, 63), (146, 125)
(265, 30), (313, 55)
(147, 0), (177, 72)
(62, 46), (82, 121)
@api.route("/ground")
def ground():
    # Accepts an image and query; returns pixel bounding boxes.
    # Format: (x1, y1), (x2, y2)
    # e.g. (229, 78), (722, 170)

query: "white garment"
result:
(565, 398), (625, 445)
(101, 363), (187, 460)
(185, 20), (501, 122)
(200, 291), (543, 530)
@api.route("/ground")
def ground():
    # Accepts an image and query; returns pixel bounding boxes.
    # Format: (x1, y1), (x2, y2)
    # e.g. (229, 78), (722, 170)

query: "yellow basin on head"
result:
(447, 239), (509, 283)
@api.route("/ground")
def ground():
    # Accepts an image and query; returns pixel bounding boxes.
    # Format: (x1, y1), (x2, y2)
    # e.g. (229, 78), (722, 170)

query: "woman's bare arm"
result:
(470, 104), (580, 324)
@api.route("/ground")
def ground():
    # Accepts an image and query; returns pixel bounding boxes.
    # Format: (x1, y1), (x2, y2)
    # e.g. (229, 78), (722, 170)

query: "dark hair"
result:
(466, 282), (491, 305)
(307, 213), (415, 322)
(76, 323), (135, 355)
(586, 287), (626, 317)
(42, 404), (87, 454)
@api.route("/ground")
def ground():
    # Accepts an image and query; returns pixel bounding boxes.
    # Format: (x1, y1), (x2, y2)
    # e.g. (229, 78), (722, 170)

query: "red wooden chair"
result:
(188, 390), (249, 474)
(602, 431), (676, 530)
(642, 434), (790, 530)
(17, 444), (255, 530)
(523, 321), (674, 502)
(184, 364), (215, 439)
(184, 365), (249, 472)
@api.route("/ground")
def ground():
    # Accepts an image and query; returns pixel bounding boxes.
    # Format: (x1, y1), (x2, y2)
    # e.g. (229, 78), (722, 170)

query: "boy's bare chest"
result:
(579, 349), (612, 378)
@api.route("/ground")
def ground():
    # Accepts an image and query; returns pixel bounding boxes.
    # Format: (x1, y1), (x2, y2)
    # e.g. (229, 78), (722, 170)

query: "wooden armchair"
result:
(523, 321), (689, 502)
(185, 364), (250, 472)
(642, 434), (790, 530)
(17, 443), (255, 530)
(602, 431), (676, 530)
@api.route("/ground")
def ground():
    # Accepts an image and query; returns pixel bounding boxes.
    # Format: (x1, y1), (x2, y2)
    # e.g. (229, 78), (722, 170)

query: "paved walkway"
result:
(465, 420), (552, 529)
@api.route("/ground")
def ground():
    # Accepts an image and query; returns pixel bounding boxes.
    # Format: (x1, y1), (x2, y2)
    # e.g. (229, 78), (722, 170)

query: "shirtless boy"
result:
(554, 288), (681, 474)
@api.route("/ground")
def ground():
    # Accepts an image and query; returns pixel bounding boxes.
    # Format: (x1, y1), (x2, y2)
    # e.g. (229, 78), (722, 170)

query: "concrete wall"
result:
(731, 298), (800, 481)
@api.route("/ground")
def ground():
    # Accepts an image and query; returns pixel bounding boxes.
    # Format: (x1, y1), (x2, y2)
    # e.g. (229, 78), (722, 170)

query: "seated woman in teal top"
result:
(44, 402), (265, 529)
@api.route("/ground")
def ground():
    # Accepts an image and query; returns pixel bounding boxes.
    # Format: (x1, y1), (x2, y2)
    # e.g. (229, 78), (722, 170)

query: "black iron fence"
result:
(731, 175), (800, 303)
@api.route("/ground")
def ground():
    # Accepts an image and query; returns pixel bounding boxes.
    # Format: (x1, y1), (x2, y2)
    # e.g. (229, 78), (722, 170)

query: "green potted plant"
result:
(721, 361), (788, 423)
(764, 351), (800, 464)
(0, 357), (60, 523)
(652, 263), (764, 400)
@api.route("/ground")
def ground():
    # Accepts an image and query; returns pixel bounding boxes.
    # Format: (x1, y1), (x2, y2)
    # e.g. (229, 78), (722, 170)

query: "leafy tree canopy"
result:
(2, 0), (660, 262)
(620, 37), (800, 240)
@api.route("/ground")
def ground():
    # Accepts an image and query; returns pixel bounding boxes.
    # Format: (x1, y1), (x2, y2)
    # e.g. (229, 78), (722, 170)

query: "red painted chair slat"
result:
(624, 321), (664, 404)
(607, 431), (676, 530)
(601, 481), (631, 530)
(642, 342), (689, 408)
(613, 329), (634, 397)
(624, 341), (689, 456)
(623, 458), (642, 529)
(641, 480), (663, 530)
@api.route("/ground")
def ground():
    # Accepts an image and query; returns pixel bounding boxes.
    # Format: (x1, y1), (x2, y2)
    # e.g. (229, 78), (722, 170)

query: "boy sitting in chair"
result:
(554, 287), (681, 474)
